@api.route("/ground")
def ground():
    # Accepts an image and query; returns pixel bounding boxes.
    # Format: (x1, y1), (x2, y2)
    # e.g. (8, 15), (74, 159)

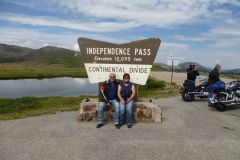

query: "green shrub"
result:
(146, 78), (166, 89)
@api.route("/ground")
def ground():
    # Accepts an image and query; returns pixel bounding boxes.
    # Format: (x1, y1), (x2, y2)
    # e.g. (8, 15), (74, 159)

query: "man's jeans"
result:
(97, 99), (120, 124)
(210, 80), (225, 95)
(119, 99), (135, 125)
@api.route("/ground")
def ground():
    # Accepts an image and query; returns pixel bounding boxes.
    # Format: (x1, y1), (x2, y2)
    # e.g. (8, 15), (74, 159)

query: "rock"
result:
(143, 108), (152, 119)
(135, 108), (143, 121)
(83, 112), (92, 121)
(152, 105), (162, 122)
(82, 103), (97, 112)
(90, 108), (98, 120)
(77, 101), (162, 123)
(136, 104), (147, 109)
(77, 113), (83, 122)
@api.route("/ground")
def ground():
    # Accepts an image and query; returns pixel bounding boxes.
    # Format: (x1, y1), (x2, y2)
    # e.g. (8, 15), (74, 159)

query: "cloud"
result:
(0, 27), (79, 49)
(175, 35), (213, 42)
(0, 13), (139, 32)
(175, 26), (240, 48)
(52, 0), (240, 28)
(1, 0), (240, 31)
(0, 27), (137, 49)
(209, 27), (240, 36)
(155, 42), (189, 62)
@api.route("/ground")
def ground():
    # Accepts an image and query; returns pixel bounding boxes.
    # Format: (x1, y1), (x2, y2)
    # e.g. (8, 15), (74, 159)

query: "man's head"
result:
(189, 64), (195, 70)
(215, 64), (221, 71)
(109, 73), (116, 82)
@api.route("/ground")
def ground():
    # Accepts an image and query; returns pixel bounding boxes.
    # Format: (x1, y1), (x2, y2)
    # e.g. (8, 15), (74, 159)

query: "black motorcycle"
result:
(208, 80), (240, 111)
(180, 78), (209, 101)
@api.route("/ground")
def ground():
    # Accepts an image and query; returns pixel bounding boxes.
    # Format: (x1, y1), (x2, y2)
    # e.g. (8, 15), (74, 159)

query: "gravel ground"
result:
(0, 96), (240, 160)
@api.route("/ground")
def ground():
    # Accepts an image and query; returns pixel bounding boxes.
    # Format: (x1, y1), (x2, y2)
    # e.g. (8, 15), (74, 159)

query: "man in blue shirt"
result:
(97, 73), (120, 129)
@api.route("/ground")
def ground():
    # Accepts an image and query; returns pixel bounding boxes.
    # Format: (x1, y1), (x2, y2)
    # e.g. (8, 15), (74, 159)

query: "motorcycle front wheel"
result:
(182, 92), (194, 102)
(215, 102), (227, 112)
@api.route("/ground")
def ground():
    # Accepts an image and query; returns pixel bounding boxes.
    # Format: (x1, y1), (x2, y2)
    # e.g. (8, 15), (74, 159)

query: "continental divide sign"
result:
(78, 38), (161, 85)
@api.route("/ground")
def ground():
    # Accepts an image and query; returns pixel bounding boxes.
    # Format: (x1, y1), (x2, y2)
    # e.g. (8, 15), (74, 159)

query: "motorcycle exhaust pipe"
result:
(220, 99), (235, 103)
(188, 92), (209, 95)
(225, 102), (240, 106)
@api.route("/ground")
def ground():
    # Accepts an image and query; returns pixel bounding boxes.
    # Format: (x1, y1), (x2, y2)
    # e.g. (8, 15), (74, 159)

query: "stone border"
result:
(77, 100), (162, 123)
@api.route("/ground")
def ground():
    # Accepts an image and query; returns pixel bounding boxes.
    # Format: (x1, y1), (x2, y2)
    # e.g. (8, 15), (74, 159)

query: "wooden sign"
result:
(78, 38), (161, 85)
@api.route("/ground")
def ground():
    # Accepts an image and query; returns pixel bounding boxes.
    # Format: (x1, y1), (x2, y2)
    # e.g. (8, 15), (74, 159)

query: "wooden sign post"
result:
(78, 38), (161, 100)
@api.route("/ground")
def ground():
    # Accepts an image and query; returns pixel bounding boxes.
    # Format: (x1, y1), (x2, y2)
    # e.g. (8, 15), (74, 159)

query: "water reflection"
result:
(0, 77), (98, 98)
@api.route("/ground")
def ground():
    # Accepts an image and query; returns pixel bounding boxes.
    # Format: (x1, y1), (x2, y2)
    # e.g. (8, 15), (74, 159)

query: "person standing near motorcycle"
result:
(187, 64), (199, 85)
(208, 64), (225, 99)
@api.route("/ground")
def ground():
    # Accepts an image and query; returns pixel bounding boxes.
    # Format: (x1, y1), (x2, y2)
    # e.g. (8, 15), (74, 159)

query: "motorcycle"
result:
(180, 78), (209, 101)
(208, 80), (240, 111)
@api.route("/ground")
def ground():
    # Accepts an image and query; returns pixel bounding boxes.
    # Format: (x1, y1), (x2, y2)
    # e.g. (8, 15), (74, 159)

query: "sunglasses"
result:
(124, 76), (129, 79)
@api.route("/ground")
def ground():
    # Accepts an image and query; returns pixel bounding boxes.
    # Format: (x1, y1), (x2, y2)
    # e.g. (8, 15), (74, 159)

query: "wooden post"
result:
(98, 83), (102, 102)
(134, 84), (139, 101)
(171, 59), (173, 84)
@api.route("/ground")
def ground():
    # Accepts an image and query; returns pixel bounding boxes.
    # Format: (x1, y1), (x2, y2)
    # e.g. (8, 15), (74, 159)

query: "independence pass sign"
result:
(78, 38), (161, 85)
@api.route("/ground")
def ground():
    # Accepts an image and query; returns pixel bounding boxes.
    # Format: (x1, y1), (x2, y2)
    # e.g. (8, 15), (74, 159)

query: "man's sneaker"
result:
(127, 124), (132, 128)
(96, 123), (104, 128)
(115, 124), (121, 129)
(209, 96), (215, 101)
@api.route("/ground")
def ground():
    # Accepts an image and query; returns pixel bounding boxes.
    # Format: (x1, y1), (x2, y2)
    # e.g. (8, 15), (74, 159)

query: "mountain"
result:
(154, 62), (211, 72)
(223, 68), (240, 74)
(1, 44), (239, 74)
(177, 62), (211, 72)
(152, 63), (171, 71)
(0, 44), (32, 63)
(0, 44), (84, 67)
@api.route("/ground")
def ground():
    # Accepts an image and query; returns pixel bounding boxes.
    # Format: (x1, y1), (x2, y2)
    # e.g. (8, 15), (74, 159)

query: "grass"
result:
(221, 73), (240, 80)
(0, 77), (179, 121)
(200, 72), (240, 80)
(0, 61), (87, 79)
(138, 77), (179, 98)
(0, 96), (92, 120)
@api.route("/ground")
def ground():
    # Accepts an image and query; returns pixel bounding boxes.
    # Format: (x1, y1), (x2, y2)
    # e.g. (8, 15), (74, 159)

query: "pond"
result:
(0, 77), (98, 98)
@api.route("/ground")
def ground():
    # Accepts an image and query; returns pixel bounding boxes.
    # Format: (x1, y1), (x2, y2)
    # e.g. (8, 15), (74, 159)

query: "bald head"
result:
(109, 73), (116, 82)
(215, 64), (221, 71)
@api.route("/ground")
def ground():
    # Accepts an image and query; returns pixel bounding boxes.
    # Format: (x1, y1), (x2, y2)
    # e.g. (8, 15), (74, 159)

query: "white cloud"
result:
(2, 0), (240, 31)
(176, 26), (240, 48)
(53, 0), (210, 28)
(73, 43), (79, 51)
(155, 42), (189, 62)
(0, 13), (139, 32)
(209, 40), (240, 48)
(175, 35), (213, 42)
(0, 27), (79, 49)
(0, 27), (138, 49)
(209, 28), (240, 36)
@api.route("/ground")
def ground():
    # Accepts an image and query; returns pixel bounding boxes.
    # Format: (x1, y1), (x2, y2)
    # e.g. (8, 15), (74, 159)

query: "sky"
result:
(0, 0), (240, 69)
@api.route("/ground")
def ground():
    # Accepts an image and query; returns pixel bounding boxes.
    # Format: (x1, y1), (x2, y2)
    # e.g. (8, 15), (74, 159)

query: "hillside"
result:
(154, 62), (211, 73)
(0, 44), (32, 62)
(0, 44), (239, 79)
(223, 68), (240, 74)
(177, 62), (211, 72)
(0, 44), (84, 68)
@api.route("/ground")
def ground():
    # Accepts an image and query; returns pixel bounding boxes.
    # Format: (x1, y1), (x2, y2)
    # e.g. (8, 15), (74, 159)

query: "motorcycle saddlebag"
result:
(183, 80), (195, 91)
